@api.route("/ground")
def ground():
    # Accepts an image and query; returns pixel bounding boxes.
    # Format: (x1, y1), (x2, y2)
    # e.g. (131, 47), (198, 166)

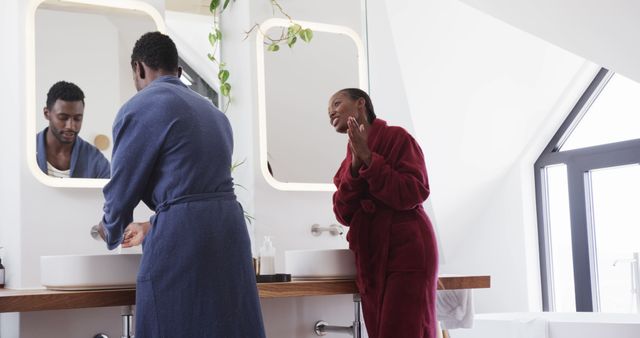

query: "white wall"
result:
(0, 0), (24, 336)
(366, 1), (415, 134)
(375, 0), (601, 312)
(458, 0), (640, 83)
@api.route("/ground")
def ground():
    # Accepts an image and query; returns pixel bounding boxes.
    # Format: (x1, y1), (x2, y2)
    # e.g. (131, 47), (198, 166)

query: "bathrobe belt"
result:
(154, 191), (237, 214)
(349, 198), (393, 298)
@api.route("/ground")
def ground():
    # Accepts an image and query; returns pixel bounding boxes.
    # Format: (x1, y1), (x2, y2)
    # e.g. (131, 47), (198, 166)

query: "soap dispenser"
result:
(258, 236), (276, 275)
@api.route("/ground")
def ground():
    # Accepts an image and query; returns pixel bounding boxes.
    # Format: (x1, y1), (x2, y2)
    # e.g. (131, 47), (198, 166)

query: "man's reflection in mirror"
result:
(36, 81), (110, 178)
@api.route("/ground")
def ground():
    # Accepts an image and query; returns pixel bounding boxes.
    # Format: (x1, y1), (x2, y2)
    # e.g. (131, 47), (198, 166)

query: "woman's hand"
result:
(350, 150), (362, 177)
(122, 221), (151, 248)
(347, 117), (371, 168)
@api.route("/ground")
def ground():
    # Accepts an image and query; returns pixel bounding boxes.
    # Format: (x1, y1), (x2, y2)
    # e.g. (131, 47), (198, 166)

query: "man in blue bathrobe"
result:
(97, 32), (265, 337)
(37, 81), (110, 178)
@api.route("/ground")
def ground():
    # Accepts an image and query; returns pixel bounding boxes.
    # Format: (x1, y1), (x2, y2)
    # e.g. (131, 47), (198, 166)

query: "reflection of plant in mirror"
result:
(208, 0), (313, 111)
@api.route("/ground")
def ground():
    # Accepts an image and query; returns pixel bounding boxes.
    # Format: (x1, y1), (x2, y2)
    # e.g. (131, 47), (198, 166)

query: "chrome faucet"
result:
(311, 223), (344, 236)
(613, 252), (640, 313)
(90, 224), (103, 241)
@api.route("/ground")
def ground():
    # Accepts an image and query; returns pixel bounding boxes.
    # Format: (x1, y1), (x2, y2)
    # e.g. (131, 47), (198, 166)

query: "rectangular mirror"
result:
(27, 0), (164, 188)
(257, 0), (369, 191)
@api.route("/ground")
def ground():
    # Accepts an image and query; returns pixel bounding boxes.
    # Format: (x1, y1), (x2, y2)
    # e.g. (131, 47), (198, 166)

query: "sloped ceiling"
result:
(458, 0), (640, 83)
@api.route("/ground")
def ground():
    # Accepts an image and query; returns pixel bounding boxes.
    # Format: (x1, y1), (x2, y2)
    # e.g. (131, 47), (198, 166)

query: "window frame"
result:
(535, 68), (640, 311)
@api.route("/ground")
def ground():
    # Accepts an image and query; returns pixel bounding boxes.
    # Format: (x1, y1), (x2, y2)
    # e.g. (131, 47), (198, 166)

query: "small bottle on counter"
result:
(0, 247), (5, 288)
(258, 236), (276, 275)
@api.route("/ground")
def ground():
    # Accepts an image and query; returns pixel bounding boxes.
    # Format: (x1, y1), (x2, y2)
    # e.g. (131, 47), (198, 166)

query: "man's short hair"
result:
(46, 81), (85, 110)
(131, 31), (179, 72)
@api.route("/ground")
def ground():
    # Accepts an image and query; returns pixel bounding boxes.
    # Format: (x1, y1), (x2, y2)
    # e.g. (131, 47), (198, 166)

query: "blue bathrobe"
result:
(36, 128), (110, 178)
(101, 76), (265, 338)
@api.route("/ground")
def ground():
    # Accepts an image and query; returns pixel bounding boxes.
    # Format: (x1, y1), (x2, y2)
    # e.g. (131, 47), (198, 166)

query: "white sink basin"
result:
(284, 249), (356, 280)
(41, 253), (141, 290)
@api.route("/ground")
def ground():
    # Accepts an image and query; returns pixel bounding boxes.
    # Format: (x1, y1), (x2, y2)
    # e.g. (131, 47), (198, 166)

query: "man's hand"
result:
(122, 222), (151, 248)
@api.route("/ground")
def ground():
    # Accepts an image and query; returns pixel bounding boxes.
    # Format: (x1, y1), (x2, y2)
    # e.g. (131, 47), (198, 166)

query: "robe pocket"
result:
(387, 221), (427, 272)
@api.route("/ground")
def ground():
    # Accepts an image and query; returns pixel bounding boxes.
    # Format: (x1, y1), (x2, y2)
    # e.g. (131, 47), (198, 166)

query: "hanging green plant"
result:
(208, 0), (311, 225)
(208, 0), (313, 111)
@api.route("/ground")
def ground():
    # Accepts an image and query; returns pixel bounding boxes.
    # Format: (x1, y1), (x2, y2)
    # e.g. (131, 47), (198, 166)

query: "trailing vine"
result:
(230, 158), (255, 224)
(208, 1), (312, 224)
(208, 0), (313, 111)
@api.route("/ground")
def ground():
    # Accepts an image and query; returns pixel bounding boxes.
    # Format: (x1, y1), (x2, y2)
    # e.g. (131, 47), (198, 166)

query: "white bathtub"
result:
(451, 312), (640, 338)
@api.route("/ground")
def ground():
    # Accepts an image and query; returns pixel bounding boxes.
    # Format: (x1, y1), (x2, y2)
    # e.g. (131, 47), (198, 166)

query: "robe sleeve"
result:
(359, 131), (429, 211)
(95, 154), (111, 179)
(332, 157), (367, 226)
(101, 113), (160, 250)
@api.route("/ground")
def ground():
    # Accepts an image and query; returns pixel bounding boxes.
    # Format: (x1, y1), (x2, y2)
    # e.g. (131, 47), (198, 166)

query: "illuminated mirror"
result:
(26, 0), (164, 188)
(257, 18), (368, 192)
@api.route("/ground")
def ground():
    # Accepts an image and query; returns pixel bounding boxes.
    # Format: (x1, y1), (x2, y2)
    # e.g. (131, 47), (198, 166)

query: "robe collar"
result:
(367, 118), (387, 148)
(149, 75), (187, 89)
(37, 127), (80, 176)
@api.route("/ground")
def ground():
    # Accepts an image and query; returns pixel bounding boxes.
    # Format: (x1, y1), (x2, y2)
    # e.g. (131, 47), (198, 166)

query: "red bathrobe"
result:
(333, 118), (438, 338)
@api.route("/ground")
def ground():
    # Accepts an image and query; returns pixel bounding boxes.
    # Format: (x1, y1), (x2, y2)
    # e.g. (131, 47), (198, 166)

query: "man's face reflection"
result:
(44, 99), (84, 144)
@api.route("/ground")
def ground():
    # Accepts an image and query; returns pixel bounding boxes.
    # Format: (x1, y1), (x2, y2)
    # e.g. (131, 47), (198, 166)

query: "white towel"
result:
(436, 289), (474, 329)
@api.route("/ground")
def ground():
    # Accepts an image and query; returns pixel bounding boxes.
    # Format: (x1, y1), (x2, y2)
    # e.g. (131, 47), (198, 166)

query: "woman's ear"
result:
(357, 97), (367, 117)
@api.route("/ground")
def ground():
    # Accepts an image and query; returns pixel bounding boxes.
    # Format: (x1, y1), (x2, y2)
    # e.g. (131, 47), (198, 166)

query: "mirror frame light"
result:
(25, 0), (165, 188)
(256, 18), (369, 192)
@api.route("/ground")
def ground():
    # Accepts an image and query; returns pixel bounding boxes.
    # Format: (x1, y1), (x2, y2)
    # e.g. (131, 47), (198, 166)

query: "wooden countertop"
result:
(0, 275), (489, 313)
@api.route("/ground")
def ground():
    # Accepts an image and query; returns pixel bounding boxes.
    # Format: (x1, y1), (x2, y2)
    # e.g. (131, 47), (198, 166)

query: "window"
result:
(561, 73), (640, 151)
(178, 57), (219, 108)
(536, 69), (640, 312)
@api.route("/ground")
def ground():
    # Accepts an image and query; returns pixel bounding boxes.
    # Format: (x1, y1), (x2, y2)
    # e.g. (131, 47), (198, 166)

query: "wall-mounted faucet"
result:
(90, 224), (103, 241)
(613, 252), (640, 313)
(311, 224), (344, 237)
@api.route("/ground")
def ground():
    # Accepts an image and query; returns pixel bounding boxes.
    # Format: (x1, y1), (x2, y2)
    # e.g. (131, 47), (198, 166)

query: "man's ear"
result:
(138, 62), (146, 80)
(43, 107), (50, 121)
(177, 66), (183, 78)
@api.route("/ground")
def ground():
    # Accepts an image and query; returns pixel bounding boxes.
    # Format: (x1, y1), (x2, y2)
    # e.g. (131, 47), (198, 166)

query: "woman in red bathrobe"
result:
(329, 88), (439, 338)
